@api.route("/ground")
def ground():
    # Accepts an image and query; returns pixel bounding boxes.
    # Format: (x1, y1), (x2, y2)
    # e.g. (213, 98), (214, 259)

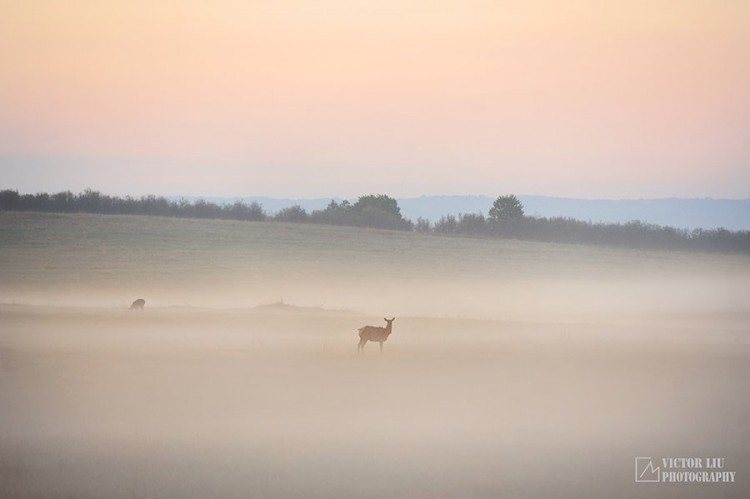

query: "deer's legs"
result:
(358, 338), (366, 353)
(379, 341), (383, 353)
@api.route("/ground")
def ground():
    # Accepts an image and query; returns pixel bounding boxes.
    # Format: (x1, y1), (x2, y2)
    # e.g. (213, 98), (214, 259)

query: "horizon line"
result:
(3, 188), (747, 203)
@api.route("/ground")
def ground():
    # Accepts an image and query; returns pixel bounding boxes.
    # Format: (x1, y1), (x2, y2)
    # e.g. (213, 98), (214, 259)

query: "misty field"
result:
(1, 212), (749, 498)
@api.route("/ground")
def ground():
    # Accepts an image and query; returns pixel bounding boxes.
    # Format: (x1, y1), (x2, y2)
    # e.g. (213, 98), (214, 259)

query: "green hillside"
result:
(1, 212), (748, 317)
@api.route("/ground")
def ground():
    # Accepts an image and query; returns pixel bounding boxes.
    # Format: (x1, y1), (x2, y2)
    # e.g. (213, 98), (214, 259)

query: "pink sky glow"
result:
(1, 0), (748, 198)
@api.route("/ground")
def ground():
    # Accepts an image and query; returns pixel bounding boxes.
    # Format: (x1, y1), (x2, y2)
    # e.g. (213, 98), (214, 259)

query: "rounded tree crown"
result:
(488, 195), (525, 222)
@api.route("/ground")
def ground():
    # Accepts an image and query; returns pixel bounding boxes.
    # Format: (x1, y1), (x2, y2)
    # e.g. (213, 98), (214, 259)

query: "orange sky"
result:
(1, 0), (748, 197)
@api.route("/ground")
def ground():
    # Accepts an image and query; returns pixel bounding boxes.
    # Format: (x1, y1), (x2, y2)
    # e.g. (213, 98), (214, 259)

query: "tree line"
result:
(0, 189), (411, 230)
(1, 189), (748, 253)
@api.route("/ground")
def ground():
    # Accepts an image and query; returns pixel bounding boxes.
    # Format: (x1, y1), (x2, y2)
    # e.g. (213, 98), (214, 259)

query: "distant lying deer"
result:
(357, 317), (395, 353)
(130, 298), (145, 311)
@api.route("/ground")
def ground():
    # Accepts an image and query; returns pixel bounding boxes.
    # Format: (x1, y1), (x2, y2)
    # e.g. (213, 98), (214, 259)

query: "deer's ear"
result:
(383, 318), (387, 321)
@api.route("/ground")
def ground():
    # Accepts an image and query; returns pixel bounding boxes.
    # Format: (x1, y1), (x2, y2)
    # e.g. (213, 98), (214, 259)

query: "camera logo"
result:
(635, 457), (660, 482)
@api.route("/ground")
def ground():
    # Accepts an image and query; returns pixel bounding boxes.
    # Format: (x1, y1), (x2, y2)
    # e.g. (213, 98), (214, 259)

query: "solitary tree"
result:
(488, 195), (524, 222)
(351, 194), (411, 230)
(353, 194), (402, 218)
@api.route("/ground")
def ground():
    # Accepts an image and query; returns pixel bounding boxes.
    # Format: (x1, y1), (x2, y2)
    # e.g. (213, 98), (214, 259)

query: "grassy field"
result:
(1, 211), (749, 498)
(1, 211), (748, 317)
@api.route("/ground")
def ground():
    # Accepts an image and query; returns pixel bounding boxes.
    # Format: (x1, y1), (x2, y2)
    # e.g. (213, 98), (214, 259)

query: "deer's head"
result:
(384, 317), (395, 327)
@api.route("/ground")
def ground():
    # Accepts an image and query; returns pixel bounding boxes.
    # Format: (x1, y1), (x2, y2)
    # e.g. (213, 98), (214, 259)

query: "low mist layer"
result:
(1, 305), (748, 498)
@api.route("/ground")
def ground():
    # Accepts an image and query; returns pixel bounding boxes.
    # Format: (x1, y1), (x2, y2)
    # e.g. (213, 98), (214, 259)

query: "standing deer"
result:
(357, 317), (395, 353)
(130, 298), (146, 311)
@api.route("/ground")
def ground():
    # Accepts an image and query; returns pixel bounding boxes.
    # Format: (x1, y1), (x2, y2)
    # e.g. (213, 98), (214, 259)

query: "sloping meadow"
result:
(1, 211), (747, 319)
(1, 211), (749, 498)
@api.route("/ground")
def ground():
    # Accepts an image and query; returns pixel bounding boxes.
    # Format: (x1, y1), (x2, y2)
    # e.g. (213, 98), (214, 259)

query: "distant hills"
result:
(175, 195), (750, 231)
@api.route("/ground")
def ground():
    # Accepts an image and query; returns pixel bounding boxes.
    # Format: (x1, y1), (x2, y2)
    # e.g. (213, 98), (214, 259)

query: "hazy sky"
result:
(1, 0), (748, 198)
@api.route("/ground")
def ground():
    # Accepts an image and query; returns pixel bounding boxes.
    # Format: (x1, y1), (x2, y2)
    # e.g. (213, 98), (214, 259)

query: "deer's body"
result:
(130, 298), (145, 311)
(358, 318), (395, 353)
